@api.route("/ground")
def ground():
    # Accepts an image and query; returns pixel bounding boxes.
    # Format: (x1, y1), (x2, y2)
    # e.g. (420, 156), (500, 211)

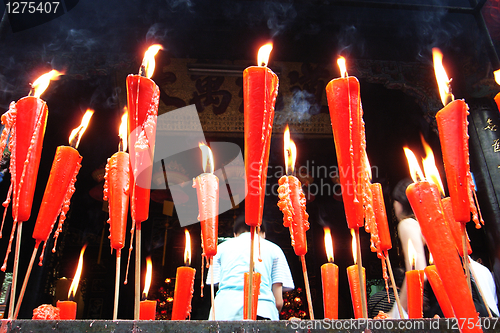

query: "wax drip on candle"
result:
(0, 102), (16, 238)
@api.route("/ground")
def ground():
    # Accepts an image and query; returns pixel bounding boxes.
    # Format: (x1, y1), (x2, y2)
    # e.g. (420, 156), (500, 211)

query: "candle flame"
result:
(68, 244), (87, 299)
(324, 227), (334, 263)
(143, 256), (153, 298)
(31, 70), (62, 98)
(429, 252), (434, 265)
(199, 142), (214, 174)
(184, 229), (192, 266)
(257, 43), (273, 67)
(351, 228), (357, 265)
(408, 239), (417, 270)
(141, 44), (163, 79)
(119, 110), (128, 152)
(421, 134), (445, 196)
(364, 153), (372, 181)
(337, 56), (348, 78)
(404, 147), (424, 183)
(283, 126), (297, 175)
(432, 48), (454, 106)
(495, 69), (500, 86)
(69, 109), (94, 149)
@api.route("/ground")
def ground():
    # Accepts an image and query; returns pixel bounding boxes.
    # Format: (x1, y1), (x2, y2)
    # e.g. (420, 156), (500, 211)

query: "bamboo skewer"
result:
(13, 246), (38, 319)
(468, 257), (493, 318)
(355, 229), (368, 319)
(300, 255), (314, 319)
(247, 226), (255, 320)
(462, 230), (471, 292)
(385, 251), (404, 319)
(134, 228), (141, 320)
(210, 257), (215, 320)
(8, 223), (22, 319)
(113, 253), (121, 320)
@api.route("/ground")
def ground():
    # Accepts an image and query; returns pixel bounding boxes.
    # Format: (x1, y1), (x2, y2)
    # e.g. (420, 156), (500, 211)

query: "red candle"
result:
(425, 265), (454, 318)
(321, 228), (338, 319)
(370, 183), (391, 252)
(139, 256), (157, 320)
(244, 43), (279, 228)
(406, 181), (481, 332)
(243, 271), (261, 320)
(171, 230), (196, 320)
(126, 45), (161, 227)
(406, 269), (424, 319)
(56, 300), (76, 320)
(193, 144), (219, 259)
(347, 265), (366, 319)
(441, 197), (472, 257)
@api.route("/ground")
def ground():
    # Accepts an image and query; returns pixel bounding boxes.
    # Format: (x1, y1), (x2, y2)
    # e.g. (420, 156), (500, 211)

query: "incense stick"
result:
(355, 229), (367, 318)
(385, 251), (404, 319)
(113, 252), (121, 320)
(13, 246), (38, 319)
(247, 226), (255, 320)
(8, 223), (22, 319)
(134, 228), (141, 320)
(300, 255), (314, 319)
(468, 257), (493, 318)
(210, 257), (215, 320)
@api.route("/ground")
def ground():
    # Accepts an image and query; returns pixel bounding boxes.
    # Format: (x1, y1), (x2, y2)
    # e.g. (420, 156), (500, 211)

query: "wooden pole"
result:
(8, 223), (22, 319)
(468, 257), (493, 317)
(113, 252), (121, 320)
(210, 257), (215, 320)
(247, 226), (255, 320)
(355, 229), (368, 319)
(385, 251), (404, 319)
(300, 255), (314, 319)
(13, 246), (38, 319)
(134, 228), (141, 320)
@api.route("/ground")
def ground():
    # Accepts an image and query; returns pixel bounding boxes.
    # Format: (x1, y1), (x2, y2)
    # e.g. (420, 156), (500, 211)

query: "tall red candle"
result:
(243, 44), (279, 228)
(425, 265), (454, 318)
(171, 266), (196, 320)
(370, 183), (391, 252)
(321, 228), (338, 319)
(406, 269), (424, 319)
(243, 272), (261, 320)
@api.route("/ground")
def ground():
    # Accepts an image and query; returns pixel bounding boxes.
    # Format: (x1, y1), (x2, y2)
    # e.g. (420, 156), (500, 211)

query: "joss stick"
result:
(113, 252), (121, 320)
(355, 228), (368, 318)
(300, 255), (314, 319)
(134, 228), (141, 319)
(8, 223), (22, 319)
(210, 257), (215, 320)
(462, 230), (471, 292)
(385, 251), (404, 318)
(97, 220), (106, 265)
(468, 257), (493, 318)
(247, 226), (255, 320)
(14, 246), (38, 318)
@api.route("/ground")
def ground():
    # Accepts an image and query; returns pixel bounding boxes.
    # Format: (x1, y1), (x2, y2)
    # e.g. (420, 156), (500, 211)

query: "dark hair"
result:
(233, 215), (266, 235)
(392, 178), (414, 218)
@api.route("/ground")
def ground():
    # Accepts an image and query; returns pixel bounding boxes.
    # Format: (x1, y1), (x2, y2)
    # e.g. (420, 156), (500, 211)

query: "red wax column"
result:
(442, 197), (472, 256)
(347, 265), (366, 319)
(406, 181), (482, 333)
(321, 263), (339, 319)
(425, 265), (454, 318)
(103, 152), (130, 252)
(286, 176), (309, 256)
(56, 300), (76, 320)
(435, 100), (473, 224)
(243, 272), (261, 320)
(370, 183), (392, 252)
(140, 300), (157, 320)
(406, 269), (424, 318)
(126, 75), (159, 226)
(171, 266), (196, 320)
(193, 173), (219, 259)
(32, 146), (82, 251)
(243, 66), (278, 228)
(326, 76), (364, 229)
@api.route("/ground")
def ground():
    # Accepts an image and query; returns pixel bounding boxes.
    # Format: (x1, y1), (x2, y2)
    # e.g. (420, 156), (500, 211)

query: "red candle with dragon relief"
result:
(406, 239), (424, 319)
(244, 43), (278, 228)
(139, 256), (157, 320)
(126, 45), (161, 227)
(193, 143), (219, 259)
(171, 230), (196, 320)
(425, 265), (455, 318)
(243, 271), (261, 320)
(321, 228), (338, 319)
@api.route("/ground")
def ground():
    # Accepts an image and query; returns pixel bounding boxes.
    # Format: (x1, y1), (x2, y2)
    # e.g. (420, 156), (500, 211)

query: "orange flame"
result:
(69, 109), (94, 149)
(421, 135), (445, 196)
(351, 228), (357, 265)
(324, 227), (334, 263)
(404, 147), (424, 183)
(68, 244), (87, 299)
(141, 44), (163, 79)
(118, 110), (128, 152)
(184, 229), (192, 266)
(337, 56), (348, 78)
(283, 126), (297, 175)
(257, 43), (273, 67)
(199, 142), (214, 174)
(408, 239), (417, 270)
(31, 70), (62, 98)
(143, 256), (153, 298)
(432, 48), (454, 106)
(494, 69), (500, 86)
